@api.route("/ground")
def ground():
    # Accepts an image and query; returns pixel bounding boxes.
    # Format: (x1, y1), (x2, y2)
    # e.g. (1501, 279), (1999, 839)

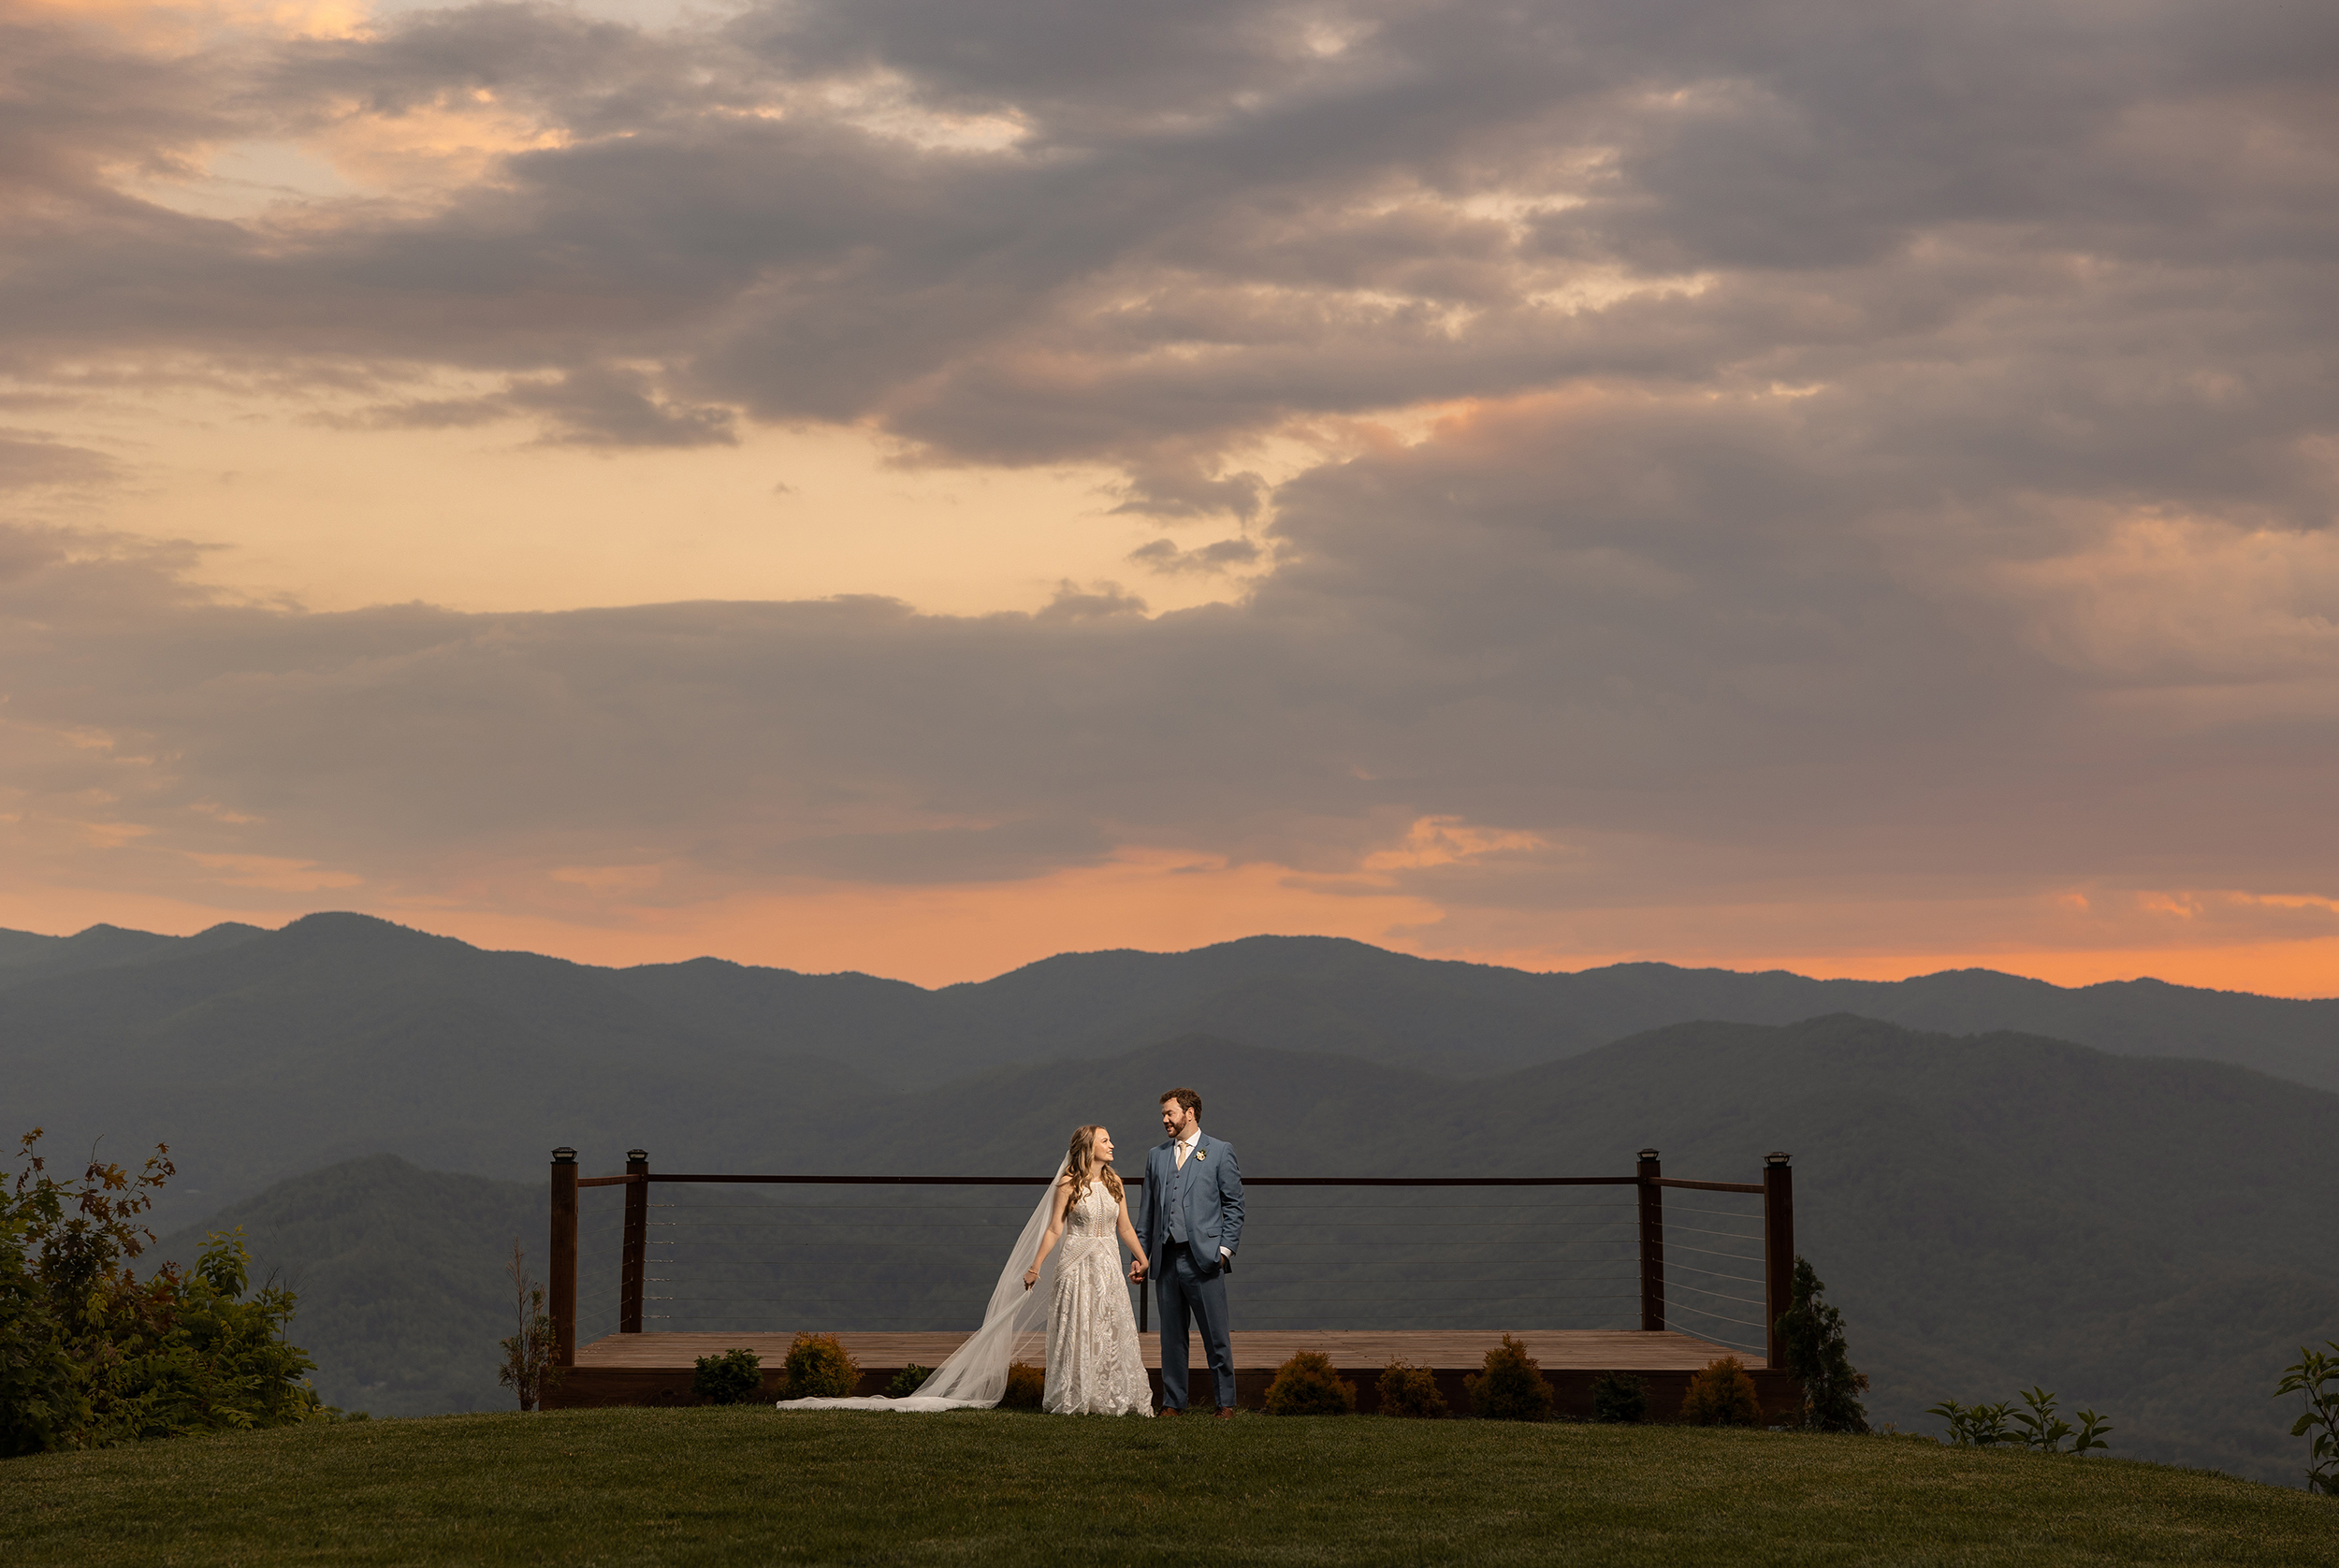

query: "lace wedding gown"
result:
(1043, 1183), (1154, 1416)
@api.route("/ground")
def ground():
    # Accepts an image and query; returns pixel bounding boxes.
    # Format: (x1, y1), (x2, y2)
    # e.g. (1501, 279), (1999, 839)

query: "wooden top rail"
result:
(577, 1171), (1763, 1192)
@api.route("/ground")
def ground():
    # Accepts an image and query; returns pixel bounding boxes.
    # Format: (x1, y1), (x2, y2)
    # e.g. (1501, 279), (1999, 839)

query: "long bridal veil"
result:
(775, 1158), (1069, 1412)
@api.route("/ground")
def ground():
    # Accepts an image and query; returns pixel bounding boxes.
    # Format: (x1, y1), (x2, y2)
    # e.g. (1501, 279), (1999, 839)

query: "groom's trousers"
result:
(1155, 1241), (1236, 1411)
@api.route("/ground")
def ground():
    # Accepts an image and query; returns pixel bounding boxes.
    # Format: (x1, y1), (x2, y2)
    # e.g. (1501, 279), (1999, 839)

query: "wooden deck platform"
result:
(548, 1329), (1799, 1419)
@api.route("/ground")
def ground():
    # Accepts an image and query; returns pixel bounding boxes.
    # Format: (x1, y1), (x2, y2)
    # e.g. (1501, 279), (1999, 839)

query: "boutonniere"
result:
(1193, 1149), (1205, 1160)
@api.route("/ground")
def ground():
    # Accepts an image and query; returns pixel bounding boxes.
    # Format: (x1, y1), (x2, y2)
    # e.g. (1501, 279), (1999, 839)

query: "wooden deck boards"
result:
(576, 1328), (1740, 1373)
(547, 1328), (1799, 1419)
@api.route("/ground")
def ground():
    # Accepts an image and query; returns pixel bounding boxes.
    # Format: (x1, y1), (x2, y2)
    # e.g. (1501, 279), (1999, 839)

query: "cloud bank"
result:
(3, 0), (2335, 982)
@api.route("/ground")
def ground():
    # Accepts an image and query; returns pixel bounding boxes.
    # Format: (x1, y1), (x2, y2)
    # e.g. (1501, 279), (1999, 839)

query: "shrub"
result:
(1464, 1334), (1553, 1422)
(4, 1130), (328, 1455)
(497, 1241), (562, 1412)
(1263, 1350), (1356, 1416)
(1680, 1357), (1762, 1427)
(1774, 1256), (1869, 1433)
(1927, 1398), (2014, 1447)
(1590, 1370), (1648, 1424)
(2276, 1342), (2339, 1495)
(780, 1333), (860, 1399)
(999, 1361), (1044, 1410)
(1376, 1359), (1448, 1418)
(692, 1348), (763, 1405)
(886, 1364), (934, 1399)
(1929, 1390), (2110, 1454)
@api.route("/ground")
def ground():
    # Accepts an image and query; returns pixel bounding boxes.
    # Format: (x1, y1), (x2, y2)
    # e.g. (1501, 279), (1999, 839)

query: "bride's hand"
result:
(1023, 1266), (1039, 1290)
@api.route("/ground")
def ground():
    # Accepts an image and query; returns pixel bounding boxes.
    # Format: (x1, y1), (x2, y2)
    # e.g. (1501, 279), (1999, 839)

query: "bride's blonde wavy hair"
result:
(1064, 1125), (1125, 1210)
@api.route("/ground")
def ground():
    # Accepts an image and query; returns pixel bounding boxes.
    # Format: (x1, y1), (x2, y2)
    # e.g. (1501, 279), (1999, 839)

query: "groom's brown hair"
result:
(1160, 1087), (1201, 1116)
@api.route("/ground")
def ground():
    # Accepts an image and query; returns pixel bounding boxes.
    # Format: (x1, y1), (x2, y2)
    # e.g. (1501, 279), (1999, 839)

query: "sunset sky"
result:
(4, 0), (2335, 993)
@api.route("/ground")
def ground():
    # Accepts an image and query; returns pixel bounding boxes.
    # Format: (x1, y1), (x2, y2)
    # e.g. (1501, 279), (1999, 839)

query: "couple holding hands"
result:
(777, 1086), (1242, 1417)
(1021, 1086), (1244, 1416)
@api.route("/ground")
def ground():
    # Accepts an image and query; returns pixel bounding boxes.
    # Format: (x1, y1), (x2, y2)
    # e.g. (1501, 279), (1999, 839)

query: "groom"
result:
(1140, 1086), (1244, 1416)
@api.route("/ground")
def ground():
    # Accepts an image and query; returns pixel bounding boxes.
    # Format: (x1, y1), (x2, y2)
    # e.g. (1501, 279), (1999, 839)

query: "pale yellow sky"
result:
(44, 385), (1257, 618)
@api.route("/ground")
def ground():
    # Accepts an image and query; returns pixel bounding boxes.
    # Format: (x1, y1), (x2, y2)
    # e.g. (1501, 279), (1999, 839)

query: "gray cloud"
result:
(1129, 537), (1262, 575)
(0, 431), (116, 491)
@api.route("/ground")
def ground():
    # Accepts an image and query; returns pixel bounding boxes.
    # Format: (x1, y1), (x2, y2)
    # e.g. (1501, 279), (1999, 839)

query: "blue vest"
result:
(1170, 1144), (1191, 1242)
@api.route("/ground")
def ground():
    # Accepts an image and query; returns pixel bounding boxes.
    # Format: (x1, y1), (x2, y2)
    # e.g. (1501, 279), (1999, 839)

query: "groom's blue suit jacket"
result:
(1142, 1132), (1245, 1273)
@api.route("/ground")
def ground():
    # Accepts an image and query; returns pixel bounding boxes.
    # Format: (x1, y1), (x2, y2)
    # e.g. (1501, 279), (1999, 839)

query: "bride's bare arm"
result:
(1115, 1190), (1147, 1280)
(1023, 1175), (1078, 1291)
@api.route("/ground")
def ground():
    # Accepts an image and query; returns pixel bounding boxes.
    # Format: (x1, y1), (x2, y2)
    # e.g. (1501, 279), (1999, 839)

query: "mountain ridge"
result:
(8, 909), (2335, 1229)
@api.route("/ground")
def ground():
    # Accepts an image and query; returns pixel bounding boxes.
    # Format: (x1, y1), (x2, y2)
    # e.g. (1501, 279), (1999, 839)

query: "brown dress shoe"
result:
(1158, 1406), (1183, 1416)
(1215, 1406), (1236, 1419)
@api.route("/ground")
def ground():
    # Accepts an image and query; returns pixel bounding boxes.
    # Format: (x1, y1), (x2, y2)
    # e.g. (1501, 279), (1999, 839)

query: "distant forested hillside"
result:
(151, 1157), (554, 1418)
(7, 912), (2336, 1227)
(140, 1015), (2339, 1487)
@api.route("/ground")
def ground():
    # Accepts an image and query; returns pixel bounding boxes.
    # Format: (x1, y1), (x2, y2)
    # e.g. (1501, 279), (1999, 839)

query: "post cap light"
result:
(551, 1146), (577, 1164)
(627, 1149), (648, 1162)
(1637, 1147), (1660, 1161)
(1765, 1151), (1791, 1166)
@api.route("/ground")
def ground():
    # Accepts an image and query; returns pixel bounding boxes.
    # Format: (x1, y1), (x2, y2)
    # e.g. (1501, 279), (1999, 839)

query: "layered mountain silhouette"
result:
(7, 911), (2335, 1222)
(14, 912), (2336, 1484)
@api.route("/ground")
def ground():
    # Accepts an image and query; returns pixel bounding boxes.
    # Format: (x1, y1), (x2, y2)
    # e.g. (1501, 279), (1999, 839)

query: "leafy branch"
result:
(1929, 1389), (2108, 1455)
(2274, 1342), (2339, 1496)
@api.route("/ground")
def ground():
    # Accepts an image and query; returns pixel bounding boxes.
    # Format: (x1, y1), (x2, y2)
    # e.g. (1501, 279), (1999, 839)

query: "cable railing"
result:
(545, 1147), (1796, 1367)
(1654, 1191), (1769, 1357)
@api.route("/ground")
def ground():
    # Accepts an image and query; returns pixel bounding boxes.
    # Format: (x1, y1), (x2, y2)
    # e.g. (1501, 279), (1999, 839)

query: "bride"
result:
(774, 1125), (1152, 1416)
(1022, 1125), (1153, 1416)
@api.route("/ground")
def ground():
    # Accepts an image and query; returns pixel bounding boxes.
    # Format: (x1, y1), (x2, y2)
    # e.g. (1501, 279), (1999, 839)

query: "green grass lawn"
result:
(4, 1409), (2331, 1567)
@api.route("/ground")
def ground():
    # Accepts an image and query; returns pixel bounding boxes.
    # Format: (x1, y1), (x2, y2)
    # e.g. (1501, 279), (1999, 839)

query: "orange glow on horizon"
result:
(3, 863), (2332, 1001)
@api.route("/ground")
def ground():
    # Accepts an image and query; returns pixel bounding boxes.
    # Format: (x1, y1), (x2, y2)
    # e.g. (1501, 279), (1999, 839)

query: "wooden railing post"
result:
(1764, 1152), (1794, 1369)
(549, 1147), (578, 1368)
(620, 1149), (649, 1333)
(1635, 1148), (1663, 1331)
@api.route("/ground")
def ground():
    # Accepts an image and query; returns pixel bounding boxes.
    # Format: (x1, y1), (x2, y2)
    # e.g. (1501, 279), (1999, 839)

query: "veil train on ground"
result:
(774, 1157), (1069, 1412)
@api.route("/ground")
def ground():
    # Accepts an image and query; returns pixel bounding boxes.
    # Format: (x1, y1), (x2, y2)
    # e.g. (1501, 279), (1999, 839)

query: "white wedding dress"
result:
(775, 1158), (1148, 1416)
(1042, 1182), (1153, 1416)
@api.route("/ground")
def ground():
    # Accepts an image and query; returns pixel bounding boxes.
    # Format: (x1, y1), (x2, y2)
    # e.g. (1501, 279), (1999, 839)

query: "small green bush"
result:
(780, 1333), (860, 1399)
(999, 1361), (1044, 1410)
(1927, 1398), (2014, 1447)
(691, 1348), (763, 1405)
(2276, 1342), (2339, 1494)
(1376, 1359), (1448, 1417)
(886, 1364), (934, 1399)
(496, 1242), (561, 1413)
(1464, 1335), (1553, 1422)
(1929, 1389), (2110, 1454)
(1264, 1350), (1357, 1416)
(1680, 1357), (1762, 1427)
(1590, 1370), (1648, 1424)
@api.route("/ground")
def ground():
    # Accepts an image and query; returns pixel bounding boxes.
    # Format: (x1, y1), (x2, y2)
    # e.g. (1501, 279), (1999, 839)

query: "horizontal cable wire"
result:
(1665, 1265), (1765, 1288)
(1675, 1244), (1759, 1272)
(1665, 1299), (1767, 1330)
(1664, 1279), (1765, 1307)
(646, 1207), (1647, 1226)
(649, 1271), (1641, 1285)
